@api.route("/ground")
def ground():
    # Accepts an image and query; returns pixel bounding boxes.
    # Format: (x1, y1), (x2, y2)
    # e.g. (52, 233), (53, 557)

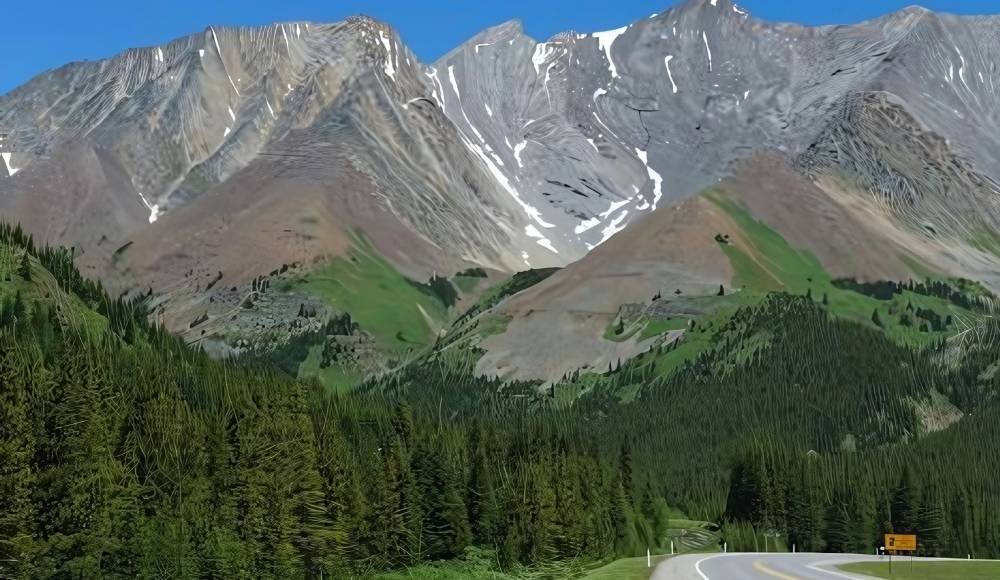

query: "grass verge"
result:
(839, 560), (1000, 579)
(581, 554), (669, 580)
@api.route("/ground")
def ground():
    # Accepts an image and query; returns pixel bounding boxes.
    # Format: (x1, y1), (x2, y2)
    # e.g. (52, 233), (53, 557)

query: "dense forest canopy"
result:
(1, 221), (1000, 578)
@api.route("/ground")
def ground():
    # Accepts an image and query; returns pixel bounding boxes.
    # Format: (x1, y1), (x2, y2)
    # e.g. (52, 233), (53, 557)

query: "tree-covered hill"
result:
(0, 225), (669, 578)
(3, 221), (1000, 578)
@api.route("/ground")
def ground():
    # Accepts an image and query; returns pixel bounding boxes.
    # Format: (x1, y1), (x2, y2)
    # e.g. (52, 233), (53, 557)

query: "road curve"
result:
(651, 552), (884, 580)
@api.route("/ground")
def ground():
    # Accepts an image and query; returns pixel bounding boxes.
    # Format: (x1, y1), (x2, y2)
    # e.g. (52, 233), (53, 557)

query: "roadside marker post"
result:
(884, 533), (918, 577)
(647, 548), (651, 568)
(670, 540), (674, 555)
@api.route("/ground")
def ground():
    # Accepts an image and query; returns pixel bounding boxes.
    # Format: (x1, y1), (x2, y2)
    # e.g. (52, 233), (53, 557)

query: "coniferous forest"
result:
(2, 221), (1000, 578)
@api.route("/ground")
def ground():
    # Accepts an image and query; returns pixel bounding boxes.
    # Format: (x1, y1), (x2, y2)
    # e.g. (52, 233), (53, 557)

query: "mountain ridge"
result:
(2, 1), (1000, 380)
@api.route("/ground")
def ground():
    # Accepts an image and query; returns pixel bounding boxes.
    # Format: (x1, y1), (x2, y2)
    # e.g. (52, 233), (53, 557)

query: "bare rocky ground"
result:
(2, 0), (999, 380)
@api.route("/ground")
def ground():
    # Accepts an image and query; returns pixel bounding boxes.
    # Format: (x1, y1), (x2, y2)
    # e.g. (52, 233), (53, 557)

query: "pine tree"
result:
(891, 467), (919, 534)
(619, 440), (634, 505)
(0, 337), (38, 577)
(916, 489), (944, 556)
(17, 251), (30, 281)
(823, 493), (852, 554)
(468, 426), (500, 546)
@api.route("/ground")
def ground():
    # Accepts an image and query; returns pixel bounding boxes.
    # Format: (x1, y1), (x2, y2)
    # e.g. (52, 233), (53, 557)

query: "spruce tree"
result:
(17, 251), (30, 281)
(891, 467), (919, 534)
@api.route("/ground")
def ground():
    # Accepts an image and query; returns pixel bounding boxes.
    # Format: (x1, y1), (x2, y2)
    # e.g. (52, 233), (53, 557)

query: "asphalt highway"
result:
(651, 552), (886, 579)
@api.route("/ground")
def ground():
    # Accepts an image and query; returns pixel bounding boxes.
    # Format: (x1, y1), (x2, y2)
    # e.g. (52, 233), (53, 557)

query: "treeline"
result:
(833, 277), (990, 310)
(564, 294), (999, 555)
(0, 231), (667, 578)
(715, 307), (1000, 556)
(724, 396), (1000, 558)
(5, 221), (1000, 575)
(0, 222), (157, 345)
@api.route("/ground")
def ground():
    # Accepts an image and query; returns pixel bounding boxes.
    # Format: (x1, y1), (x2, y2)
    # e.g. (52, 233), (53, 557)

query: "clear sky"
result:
(2, 0), (997, 95)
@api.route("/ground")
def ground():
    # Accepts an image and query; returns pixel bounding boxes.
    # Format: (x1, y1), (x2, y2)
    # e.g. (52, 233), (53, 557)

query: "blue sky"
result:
(2, 0), (996, 94)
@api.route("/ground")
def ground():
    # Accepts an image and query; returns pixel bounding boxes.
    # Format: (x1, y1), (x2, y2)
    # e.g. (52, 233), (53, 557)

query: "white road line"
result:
(694, 553), (737, 580)
(806, 561), (867, 579)
(694, 554), (718, 579)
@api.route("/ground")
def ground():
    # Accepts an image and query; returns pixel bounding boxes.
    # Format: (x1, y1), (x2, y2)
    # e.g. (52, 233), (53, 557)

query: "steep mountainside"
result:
(1, 0), (999, 381)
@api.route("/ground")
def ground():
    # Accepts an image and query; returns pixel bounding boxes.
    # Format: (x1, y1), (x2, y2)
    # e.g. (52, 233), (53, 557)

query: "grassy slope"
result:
(0, 244), (107, 335)
(574, 193), (986, 395)
(372, 548), (588, 580)
(647, 292), (760, 378)
(453, 273), (484, 294)
(639, 317), (688, 340)
(581, 554), (668, 580)
(707, 193), (978, 349)
(840, 560), (1000, 579)
(435, 268), (559, 351)
(288, 233), (447, 352)
(581, 517), (720, 580)
(296, 344), (360, 392)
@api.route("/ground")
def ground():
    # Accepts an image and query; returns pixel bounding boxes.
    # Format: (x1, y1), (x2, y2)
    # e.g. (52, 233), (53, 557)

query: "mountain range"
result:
(1, 0), (999, 384)
(6, 2), (1000, 576)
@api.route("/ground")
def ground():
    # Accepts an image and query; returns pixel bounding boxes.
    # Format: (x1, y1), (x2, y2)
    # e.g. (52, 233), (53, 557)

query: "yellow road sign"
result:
(885, 533), (917, 552)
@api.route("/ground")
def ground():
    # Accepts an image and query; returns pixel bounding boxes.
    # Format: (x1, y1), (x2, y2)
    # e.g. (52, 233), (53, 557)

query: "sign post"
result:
(884, 534), (917, 576)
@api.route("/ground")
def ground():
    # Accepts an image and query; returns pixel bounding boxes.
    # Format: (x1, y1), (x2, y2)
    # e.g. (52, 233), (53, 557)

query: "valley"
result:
(2, 0), (1000, 578)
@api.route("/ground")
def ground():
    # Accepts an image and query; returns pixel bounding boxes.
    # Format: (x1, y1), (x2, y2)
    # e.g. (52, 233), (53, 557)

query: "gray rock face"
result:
(1, 0), (999, 301)
(434, 1), (1000, 266)
(0, 19), (533, 272)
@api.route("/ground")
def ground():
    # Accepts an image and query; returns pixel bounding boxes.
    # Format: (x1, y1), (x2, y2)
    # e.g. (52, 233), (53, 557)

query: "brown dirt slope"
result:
(475, 152), (1000, 383)
(85, 143), (464, 334)
(476, 194), (735, 383)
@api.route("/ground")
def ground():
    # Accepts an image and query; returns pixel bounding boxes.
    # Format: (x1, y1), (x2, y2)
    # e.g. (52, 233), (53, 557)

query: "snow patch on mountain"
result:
(532, 43), (553, 75)
(525, 224), (558, 254)
(378, 30), (396, 80)
(574, 216), (601, 235)
(593, 26), (629, 79)
(597, 209), (629, 246)
(1, 153), (19, 176)
(636, 149), (664, 211)
(664, 55), (679, 93)
(513, 141), (527, 168)
(702, 31), (713, 72)
(138, 192), (161, 224)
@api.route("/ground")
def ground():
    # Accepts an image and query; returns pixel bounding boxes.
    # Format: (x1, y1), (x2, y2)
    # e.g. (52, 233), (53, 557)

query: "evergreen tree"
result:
(891, 467), (919, 534)
(17, 251), (30, 281)
(468, 426), (500, 547)
(619, 440), (634, 505)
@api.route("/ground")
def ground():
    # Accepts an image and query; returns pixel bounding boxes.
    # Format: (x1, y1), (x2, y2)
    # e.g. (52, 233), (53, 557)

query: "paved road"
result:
(652, 552), (885, 579)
